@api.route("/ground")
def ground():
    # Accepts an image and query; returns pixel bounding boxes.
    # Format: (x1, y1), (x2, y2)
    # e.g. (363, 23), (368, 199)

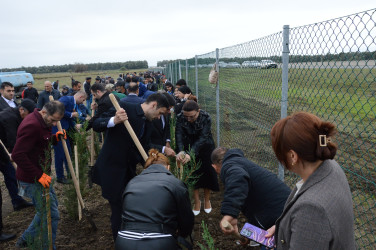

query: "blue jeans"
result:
(18, 181), (59, 250)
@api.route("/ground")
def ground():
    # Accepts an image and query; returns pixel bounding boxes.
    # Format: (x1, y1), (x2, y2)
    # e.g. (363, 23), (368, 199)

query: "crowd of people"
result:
(0, 71), (356, 249)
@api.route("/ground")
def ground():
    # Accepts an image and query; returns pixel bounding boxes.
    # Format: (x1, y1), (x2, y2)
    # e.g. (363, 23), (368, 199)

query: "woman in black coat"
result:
(115, 149), (194, 250)
(175, 100), (219, 216)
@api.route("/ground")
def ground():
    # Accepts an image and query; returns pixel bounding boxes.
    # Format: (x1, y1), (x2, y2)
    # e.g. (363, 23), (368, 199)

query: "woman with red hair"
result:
(267, 112), (355, 249)
(115, 149), (194, 250)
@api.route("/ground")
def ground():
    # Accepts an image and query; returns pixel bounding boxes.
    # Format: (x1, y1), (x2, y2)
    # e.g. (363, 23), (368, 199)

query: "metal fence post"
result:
(216, 48), (220, 146)
(175, 61), (178, 82)
(279, 25), (290, 181)
(195, 55), (198, 98)
(178, 60), (182, 79)
(185, 59), (188, 86)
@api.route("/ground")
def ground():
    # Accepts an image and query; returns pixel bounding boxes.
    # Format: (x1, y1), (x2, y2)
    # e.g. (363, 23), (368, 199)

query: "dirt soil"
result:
(1, 173), (260, 250)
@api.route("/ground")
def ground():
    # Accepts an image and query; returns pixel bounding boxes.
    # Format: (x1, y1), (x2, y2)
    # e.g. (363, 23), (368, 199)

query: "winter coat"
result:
(23, 87), (39, 103)
(175, 110), (215, 155)
(120, 164), (194, 237)
(221, 149), (290, 229)
(37, 89), (61, 109)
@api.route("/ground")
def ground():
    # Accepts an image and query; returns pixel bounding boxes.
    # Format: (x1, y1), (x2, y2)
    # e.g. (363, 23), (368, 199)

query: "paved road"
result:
(279, 60), (376, 69)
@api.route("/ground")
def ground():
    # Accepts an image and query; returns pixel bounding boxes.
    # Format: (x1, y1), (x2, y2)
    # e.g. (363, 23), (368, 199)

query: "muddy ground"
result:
(0, 171), (260, 250)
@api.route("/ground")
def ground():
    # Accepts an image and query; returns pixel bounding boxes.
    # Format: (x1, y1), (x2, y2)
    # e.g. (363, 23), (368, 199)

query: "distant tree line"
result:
(157, 51), (376, 66)
(0, 60), (148, 74)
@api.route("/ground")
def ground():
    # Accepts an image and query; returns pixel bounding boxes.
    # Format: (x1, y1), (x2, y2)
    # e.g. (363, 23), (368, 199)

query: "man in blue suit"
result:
(120, 82), (144, 104)
(52, 90), (87, 184)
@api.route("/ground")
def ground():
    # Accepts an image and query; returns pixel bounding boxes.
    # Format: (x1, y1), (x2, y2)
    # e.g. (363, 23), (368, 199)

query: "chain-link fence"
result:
(163, 8), (376, 248)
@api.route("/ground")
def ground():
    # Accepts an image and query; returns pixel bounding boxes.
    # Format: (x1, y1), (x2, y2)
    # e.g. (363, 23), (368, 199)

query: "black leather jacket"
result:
(175, 110), (215, 155)
(121, 164), (194, 237)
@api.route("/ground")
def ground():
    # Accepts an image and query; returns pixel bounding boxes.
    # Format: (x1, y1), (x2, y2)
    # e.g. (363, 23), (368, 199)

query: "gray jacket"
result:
(275, 160), (356, 250)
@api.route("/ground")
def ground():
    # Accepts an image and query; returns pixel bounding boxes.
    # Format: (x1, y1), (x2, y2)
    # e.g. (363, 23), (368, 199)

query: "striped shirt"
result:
(117, 230), (172, 240)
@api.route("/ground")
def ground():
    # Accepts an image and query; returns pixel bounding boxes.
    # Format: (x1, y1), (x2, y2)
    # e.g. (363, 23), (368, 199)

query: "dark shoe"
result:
(0, 232), (16, 242)
(15, 237), (27, 248)
(57, 178), (70, 184)
(13, 200), (33, 211)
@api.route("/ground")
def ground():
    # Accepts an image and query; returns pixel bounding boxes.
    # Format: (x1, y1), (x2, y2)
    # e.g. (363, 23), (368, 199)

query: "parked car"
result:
(242, 60), (260, 68)
(260, 60), (278, 69)
(226, 62), (242, 68)
(218, 61), (228, 68)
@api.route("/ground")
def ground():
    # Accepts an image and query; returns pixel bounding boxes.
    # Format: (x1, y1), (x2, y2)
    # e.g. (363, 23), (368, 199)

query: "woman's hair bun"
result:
(315, 121), (337, 160)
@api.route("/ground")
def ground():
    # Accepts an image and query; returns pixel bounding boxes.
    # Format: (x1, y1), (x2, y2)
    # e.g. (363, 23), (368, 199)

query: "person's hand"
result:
(164, 147), (176, 157)
(75, 124), (82, 130)
(91, 102), (97, 110)
(176, 151), (191, 164)
(184, 93), (191, 99)
(114, 109), (128, 125)
(38, 173), (52, 188)
(55, 129), (67, 142)
(71, 112), (78, 118)
(220, 215), (238, 235)
(265, 225), (276, 238)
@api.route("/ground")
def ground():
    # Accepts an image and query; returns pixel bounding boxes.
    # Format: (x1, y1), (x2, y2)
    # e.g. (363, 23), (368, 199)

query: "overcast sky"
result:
(0, 0), (375, 68)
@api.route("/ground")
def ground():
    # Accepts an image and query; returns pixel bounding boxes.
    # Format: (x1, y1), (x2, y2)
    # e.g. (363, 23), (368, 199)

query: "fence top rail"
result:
(291, 8), (376, 30)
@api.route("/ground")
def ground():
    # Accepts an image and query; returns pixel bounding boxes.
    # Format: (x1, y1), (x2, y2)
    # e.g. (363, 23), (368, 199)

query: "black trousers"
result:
(115, 236), (177, 250)
(109, 199), (122, 241)
(0, 161), (24, 206)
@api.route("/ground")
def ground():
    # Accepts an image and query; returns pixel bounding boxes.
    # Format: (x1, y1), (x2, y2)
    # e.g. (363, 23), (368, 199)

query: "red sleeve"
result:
(12, 123), (44, 180)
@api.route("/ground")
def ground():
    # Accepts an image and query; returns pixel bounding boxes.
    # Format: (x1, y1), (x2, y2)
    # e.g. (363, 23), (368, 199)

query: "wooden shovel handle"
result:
(49, 96), (86, 209)
(109, 94), (148, 161)
(0, 139), (17, 170)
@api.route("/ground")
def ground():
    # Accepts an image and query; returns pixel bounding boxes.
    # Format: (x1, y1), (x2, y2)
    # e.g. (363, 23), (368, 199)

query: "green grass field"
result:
(28, 66), (376, 247)
(179, 66), (376, 248)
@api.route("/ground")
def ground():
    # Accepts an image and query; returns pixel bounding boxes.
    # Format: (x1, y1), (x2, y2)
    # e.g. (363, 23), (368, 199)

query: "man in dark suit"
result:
(0, 82), (17, 112)
(92, 93), (170, 241)
(121, 82), (144, 104)
(149, 92), (176, 157)
(0, 99), (35, 212)
(52, 90), (86, 184)
(0, 146), (16, 242)
(87, 83), (119, 131)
